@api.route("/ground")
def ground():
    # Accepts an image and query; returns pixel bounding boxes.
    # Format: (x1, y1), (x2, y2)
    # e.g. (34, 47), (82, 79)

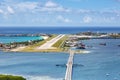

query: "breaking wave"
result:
(26, 76), (63, 80)
(82, 50), (91, 53)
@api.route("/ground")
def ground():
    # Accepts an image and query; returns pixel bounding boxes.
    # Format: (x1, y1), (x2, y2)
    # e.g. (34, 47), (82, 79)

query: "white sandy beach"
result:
(42, 36), (49, 40)
(11, 46), (26, 52)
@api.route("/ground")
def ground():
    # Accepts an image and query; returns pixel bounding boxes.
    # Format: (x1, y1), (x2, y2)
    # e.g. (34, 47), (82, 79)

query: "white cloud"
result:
(39, 1), (70, 12)
(0, 0), (119, 25)
(16, 2), (38, 11)
(83, 16), (92, 23)
(93, 16), (117, 24)
(78, 9), (91, 13)
(0, 9), (4, 14)
(12, 1), (70, 13)
(7, 6), (14, 14)
(45, 1), (58, 7)
(57, 15), (71, 23)
(39, 6), (70, 12)
(103, 17), (115, 23)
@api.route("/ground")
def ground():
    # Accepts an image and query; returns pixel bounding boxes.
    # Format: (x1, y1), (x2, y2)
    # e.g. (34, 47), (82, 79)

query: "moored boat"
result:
(76, 43), (86, 49)
(99, 43), (106, 46)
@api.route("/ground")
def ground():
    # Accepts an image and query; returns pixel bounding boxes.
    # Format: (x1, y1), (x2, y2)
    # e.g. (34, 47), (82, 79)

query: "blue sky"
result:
(0, 0), (120, 27)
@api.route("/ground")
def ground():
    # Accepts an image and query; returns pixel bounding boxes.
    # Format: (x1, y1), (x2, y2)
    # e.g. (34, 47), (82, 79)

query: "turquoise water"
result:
(0, 39), (120, 80)
(0, 36), (43, 43)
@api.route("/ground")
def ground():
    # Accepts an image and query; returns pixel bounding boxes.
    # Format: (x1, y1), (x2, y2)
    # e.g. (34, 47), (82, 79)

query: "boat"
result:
(76, 43), (86, 49)
(73, 64), (84, 67)
(56, 64), (66, 67)
(118, 45), (120, 47)
(99, 43), (106, 46)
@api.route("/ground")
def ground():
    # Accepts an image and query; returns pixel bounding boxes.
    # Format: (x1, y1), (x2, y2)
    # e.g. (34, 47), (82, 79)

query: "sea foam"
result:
(26, 76), (63, 80)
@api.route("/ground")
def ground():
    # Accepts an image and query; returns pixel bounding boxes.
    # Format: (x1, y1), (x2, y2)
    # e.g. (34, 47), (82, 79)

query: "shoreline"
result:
(4, 49), (90, 54)
(9, 36), (49, 52)
(1, 32), (120, 53)
(7, 34), (67, 53)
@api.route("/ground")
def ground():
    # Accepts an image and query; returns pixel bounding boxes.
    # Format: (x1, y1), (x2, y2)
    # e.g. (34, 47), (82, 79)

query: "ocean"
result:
(0, 27), (120, 34)
(0, 27), (120, 80)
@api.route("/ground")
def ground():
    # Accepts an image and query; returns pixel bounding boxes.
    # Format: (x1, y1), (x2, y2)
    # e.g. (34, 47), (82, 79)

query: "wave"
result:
(26, 76), (63, 80)
(75, 50), (91, 54)
(82, 50), (91, 53)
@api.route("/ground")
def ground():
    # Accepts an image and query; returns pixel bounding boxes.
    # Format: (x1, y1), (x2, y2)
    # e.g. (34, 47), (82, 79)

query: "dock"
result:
(64, 50), (74, 80)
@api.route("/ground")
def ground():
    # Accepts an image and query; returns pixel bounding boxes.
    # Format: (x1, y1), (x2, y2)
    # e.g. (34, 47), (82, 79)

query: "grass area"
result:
(20, 35), (58, 52)
(28, 35), (57, 48)
(52, 35), (70, 52)
(52, 35), (67, 48)
(0, 74), (26, 80)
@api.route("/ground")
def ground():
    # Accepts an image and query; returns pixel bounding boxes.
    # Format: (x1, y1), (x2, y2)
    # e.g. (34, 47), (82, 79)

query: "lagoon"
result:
(0, 36), (43, 43)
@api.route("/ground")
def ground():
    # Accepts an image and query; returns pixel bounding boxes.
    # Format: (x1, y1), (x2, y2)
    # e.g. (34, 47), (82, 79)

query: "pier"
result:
(65, 50), (74, 80)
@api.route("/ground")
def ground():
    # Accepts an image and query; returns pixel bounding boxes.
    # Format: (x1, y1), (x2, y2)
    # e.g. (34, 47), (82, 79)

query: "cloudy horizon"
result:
(0, 0), (120, 27)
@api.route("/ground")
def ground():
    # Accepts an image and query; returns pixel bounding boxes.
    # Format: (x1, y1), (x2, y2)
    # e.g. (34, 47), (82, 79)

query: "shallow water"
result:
(0, 36), (43, 43)
(0, 39), (120, 80)
(0, 52), (68, 80)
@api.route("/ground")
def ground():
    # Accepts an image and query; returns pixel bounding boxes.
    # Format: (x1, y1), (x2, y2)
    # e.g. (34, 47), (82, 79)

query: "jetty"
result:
(65, 50), (74, 80)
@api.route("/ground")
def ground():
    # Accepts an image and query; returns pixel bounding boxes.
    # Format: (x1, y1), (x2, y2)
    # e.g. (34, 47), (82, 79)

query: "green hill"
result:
(0, 75), (26, 80)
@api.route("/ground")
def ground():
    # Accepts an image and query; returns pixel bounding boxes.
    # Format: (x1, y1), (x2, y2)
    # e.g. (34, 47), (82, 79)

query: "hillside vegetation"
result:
(0, 75), (26, 80)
